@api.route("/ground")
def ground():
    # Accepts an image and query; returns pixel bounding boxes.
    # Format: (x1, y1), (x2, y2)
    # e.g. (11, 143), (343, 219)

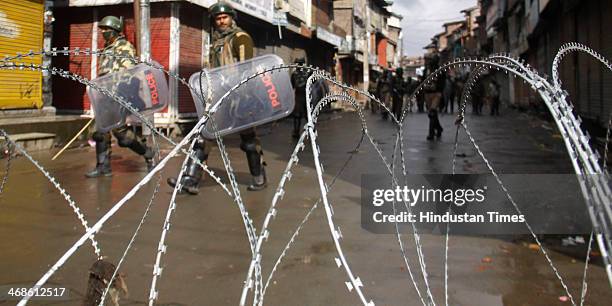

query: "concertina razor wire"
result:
(0, 42), (610, 305)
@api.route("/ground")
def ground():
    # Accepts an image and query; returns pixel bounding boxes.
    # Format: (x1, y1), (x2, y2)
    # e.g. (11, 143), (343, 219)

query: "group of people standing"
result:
(366, 65), (502, 141)
(369, 68), (415, 121)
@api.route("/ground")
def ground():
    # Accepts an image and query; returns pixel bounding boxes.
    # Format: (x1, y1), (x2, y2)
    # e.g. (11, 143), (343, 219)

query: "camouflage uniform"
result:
(377, 70), (393, 120)
(392, 68), (406, 120)
(167, 22), (266, 193)
(98, 36), (137, 76)
(86, 35), (154, 178)
(425, 73), (443, 140)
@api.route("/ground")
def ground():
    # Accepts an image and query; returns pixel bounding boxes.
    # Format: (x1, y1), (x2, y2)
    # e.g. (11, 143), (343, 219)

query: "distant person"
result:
(377, 69), (393, 120)
(453, 73), (465, 114)
(290, 57), (309, 138)
(368, 71), (380, 113)
(442, 72), (455, 113)
(425, 76), (443, 140)
(489, 78), (501, 116)
(404, 77), (415, 113)
(416, 75), (426, 113)
(392, 67), (406, 120)
(472, 78), (485, 115)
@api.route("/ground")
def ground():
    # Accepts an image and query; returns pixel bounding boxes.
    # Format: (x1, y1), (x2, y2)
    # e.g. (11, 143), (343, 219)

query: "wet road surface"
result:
(0, 107), (610, 305)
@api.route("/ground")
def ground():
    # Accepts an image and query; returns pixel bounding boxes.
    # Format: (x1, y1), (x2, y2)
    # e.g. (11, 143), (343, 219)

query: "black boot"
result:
(292, 117), (301, 139)
(245, 153), (267, 191)
(427, 110), (437, 141)
(144, 147), (155, 172)
(167, 175), (200, 195)
(166, 144), (207, 195)
(247, 166), (267, 191)
(86, 151), (112, 178)
(240, 131), (267, 191)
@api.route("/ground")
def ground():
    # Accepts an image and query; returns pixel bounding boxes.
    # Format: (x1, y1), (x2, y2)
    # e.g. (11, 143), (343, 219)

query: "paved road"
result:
(0, 107), (610, 306)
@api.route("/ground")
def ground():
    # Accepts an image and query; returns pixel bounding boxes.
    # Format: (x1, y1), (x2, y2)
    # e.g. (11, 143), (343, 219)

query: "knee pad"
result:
(240, 139), (259, 153)
(114, 129), (136, 148)
(192, 137), (212, 160)
(92, 131), (110, 142)
(194, 137), (207, 150)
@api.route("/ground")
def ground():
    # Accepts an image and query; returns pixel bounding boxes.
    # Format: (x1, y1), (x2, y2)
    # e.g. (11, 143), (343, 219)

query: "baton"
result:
(52, 118), (94, 161)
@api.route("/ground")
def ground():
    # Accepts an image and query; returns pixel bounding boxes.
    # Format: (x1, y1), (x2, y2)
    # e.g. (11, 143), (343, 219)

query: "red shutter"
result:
(377, 38), (388, 68)
(52, 7), (92, 111)
(52, 4), (170, 113)
(150, 3), (171, 114)
(178, 3), (204, 114)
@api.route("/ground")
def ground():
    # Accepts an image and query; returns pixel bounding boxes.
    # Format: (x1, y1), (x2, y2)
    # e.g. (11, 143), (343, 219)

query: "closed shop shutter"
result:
(0, 0), (44, 109)
(53, 3), (170, 112)
(576, 4), (589, 116)
(51, 6), (92, 111)
(601, 0), (612, 123)
(587, 0), (602, 122)
(377, 38), (387, 68)
(560, 10), (578, 107)
(178, 3), (203, 114)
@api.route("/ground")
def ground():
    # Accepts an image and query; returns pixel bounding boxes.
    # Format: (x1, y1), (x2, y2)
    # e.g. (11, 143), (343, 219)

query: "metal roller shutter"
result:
(51, 6), (92, 111)
(601, 0), (612, 123)
(178, 3), (201, 114)
(0, 0), (44, 109)
(587, 0), (602, 122)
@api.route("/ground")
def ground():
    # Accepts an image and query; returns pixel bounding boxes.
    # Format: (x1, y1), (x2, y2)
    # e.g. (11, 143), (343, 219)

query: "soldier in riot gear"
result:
(291, 57), (309, 138)
(377, 69), (393, 120)
(392, 67), (406, 120)
(85, 15), (155, 178)
(167, 1), (267, 194)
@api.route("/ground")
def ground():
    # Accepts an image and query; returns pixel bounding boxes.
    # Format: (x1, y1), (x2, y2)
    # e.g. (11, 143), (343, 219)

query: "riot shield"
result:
(87, 62), (169, 132)
(188, 54), (295, 139)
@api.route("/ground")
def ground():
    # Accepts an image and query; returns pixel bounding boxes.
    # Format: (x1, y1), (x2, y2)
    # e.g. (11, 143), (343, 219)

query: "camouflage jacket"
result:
(210, 25), (254, 68)
(98, 36), (136, 76)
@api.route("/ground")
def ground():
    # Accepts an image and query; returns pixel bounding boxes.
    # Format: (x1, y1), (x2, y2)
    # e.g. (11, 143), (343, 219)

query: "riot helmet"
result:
(99, 15), (124, 41)
(210, 1), (237, 18)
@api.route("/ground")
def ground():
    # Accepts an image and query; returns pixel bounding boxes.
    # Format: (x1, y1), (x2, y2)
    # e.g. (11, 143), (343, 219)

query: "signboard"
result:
(272, 11), (288, 26)
(70, 0), (217, 6)
(316, 26), (343, 48)
(353, 0), (365, 21)
(288, 0), (307, 23)
(229, 0), (275, 24)
(339, 35), (353, 54)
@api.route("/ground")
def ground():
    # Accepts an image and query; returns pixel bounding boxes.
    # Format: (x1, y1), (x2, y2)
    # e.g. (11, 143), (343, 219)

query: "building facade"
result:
(482, 0), (612, 131)
(0, 0), (403, 125)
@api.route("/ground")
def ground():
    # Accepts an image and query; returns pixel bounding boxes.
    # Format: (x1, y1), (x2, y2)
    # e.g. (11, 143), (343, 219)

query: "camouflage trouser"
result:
(92, 126), (152, 158)
(392, 92), (404, 119)
(380, 92), (392, 118)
